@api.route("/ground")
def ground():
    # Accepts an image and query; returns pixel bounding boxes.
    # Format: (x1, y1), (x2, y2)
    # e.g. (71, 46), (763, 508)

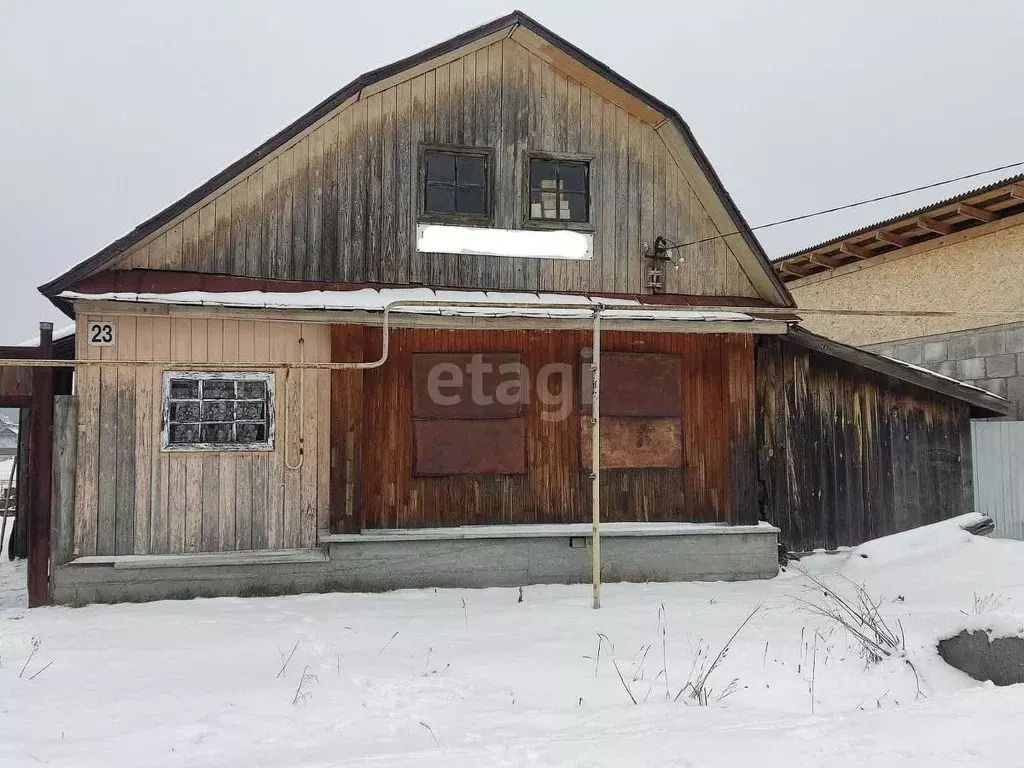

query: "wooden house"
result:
(32, 12), (1006, 603)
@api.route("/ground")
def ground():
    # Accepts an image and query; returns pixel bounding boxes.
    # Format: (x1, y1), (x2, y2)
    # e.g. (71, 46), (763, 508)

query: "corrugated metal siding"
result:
(972, 421), (1024, 540)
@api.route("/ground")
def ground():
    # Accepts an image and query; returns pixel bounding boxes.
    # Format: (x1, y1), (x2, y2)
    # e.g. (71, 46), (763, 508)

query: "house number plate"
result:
(87, 321), (116, 347)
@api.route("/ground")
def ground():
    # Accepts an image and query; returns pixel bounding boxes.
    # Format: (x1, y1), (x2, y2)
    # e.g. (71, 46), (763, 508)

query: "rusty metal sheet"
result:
(412, 353), (525, 419)
(580, 416), (682, 469)
(414, 417), (527, 476)
(580, 352), (682, 417)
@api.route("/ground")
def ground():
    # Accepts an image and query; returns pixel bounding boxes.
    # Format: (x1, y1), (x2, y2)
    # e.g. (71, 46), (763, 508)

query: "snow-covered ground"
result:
(2, 518), (1023, 767)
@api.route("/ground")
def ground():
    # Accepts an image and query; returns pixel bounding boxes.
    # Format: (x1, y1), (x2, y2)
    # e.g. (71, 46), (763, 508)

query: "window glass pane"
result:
(170, 379), (199, 399)
(426, 184), (456, 214)
(235, 423), (267, 443)
(201, 401), (234, 422)
(236, 401), (265, 421)
(238, 381), (266, 400)
(202, 379), (235, 399)
(530, 160), (556, 190)
(563, 192), (587, 222)
(426, 152), (456, 182)
(559, 164), (587, 193)
(169, 423), (201, 444)
(456, 186), (486, 216)
(170, 401), (200, 422)
(456, 155), (485, 186)
(201, 423), (234, 443)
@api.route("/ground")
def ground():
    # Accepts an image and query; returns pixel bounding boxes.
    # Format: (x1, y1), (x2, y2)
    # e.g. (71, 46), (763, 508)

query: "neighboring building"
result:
(0, 411), (18, 458)
(772, 175), (1024, 419)
(33, 12), (1005, 603)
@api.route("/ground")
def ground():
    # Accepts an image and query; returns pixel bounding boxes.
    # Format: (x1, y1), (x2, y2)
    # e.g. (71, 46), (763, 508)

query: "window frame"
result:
(522, 150), (595, 231)
(418, 143), (496, 226)
(161, 371), (276, 453)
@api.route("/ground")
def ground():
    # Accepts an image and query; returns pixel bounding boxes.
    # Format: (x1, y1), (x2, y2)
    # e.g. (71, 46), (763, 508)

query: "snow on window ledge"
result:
(416, 224), (593, 260)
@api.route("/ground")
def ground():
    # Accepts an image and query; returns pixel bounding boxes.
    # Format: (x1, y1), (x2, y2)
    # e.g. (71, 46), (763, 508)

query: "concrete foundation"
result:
(50, 522), (780, 604)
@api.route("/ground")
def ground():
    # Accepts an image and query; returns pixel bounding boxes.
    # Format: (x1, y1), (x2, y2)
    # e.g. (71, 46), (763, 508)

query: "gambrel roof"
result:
(40, 10), (793, 308)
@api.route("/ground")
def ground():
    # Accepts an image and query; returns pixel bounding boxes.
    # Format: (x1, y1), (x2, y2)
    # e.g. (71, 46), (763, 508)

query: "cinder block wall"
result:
(865, 321), (1024, 420)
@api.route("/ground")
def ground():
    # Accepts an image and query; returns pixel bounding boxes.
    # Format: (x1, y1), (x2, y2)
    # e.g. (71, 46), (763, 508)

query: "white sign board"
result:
(417, 224), (593, 260)
(87, 321), (116, 347)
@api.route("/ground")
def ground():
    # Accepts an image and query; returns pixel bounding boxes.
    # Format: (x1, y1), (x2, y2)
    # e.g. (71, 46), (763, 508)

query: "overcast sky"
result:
(2, 0), (1022, 343)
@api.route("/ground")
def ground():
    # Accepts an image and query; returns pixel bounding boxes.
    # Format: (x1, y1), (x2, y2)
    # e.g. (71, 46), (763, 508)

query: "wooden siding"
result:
(109, 38), (757, 299)
(756, 336), (974, 553)
(331, 326), (758, 531)
(71, 314), (330, 557)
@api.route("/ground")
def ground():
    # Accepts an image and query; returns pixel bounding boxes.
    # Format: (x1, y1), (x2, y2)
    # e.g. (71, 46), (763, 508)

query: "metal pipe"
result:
(0, 298), (767, 370)
(590, 306), (602, 610)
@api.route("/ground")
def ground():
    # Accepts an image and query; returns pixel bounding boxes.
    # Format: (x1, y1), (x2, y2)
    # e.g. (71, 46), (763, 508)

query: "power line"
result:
(660, 159), (1024, 254)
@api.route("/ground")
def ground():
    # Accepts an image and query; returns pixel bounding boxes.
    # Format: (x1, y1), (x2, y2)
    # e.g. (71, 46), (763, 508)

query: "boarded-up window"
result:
(580, 351), (682, 469)
(162, 371), (275, 451)
(412, 353), (526, 476)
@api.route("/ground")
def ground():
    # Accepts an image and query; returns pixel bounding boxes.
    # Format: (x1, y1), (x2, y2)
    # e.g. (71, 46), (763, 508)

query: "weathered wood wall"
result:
(756, 336), (974, 553)
(332, 327), (757, 531)
(108, 37), (757, 298)
(72, 314), (330, 557)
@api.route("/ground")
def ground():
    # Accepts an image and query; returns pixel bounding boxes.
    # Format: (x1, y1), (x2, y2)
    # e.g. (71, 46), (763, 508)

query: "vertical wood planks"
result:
(72, 318), (100, 558)
(755, 336), (974, 552)
(235, 320), (255, 550)
(72, 314), (332, 557)
(114, 315), (137, 555)
(95, 38), (764, 301)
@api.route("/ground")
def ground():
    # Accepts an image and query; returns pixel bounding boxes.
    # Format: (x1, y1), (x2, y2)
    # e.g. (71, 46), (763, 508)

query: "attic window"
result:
(422, 146), (491, 222)
(529, 157), (590, 223)
(162, 372), (274, 451)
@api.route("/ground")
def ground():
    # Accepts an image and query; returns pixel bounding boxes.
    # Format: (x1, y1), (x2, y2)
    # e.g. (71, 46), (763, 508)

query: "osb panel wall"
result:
(791, 223), (1024, 346)
(109, 37), (757, 299)
(332, 327), (757, 531)
(72, 314), (330, 558)
(757, 336), (973, 553)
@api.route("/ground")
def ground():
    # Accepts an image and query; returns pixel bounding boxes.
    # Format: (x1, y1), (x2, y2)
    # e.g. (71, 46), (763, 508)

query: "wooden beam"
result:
(916, 215), (953, 236)
(779, 261), (808, 277)
(875, 230), (910, 248)
(27, 322), (54, 607)
(840, 241), (873, 260)
(957, 202), (997, 222)
(807, 252), (839, 268)
(1009, 184), (1024, 201)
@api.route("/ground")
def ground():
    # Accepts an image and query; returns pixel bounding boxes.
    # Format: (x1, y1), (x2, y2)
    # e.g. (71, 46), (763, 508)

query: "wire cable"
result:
(661, 159), (1024, 254)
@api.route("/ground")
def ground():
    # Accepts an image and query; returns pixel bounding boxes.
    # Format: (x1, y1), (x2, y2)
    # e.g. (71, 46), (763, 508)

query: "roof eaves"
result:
(785, 326), (1009, 417)
(776, 171), (1024, 263)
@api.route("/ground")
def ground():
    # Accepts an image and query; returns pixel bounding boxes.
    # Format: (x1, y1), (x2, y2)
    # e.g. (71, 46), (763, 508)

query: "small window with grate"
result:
(529, 158), (590, 223)
(162, 372), (275, 451)
(422, 147), (490, 220)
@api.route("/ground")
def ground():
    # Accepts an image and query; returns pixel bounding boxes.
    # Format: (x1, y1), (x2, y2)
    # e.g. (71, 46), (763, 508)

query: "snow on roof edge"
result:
(16, 322), (76, 348)
(57, 288), (758, 323)
(880, 354), (1008, 402)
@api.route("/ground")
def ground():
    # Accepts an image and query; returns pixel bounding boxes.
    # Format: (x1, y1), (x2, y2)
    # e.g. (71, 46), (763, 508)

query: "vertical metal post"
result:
(591, 308), (602, 609)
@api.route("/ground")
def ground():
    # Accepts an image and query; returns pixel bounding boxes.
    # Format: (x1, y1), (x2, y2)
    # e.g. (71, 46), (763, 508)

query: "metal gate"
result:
(972, 421), (1024, 540)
